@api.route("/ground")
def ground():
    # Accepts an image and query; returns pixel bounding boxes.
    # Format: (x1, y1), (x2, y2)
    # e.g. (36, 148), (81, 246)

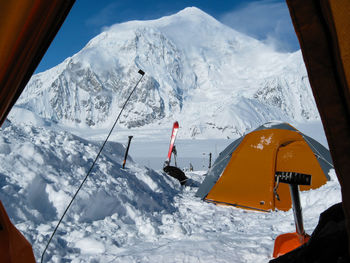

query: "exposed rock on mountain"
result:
(18, 7), (318, 138)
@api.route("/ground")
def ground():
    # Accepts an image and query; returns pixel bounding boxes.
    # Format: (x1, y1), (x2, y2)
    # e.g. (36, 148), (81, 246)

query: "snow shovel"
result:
(273, 172), (311, 258)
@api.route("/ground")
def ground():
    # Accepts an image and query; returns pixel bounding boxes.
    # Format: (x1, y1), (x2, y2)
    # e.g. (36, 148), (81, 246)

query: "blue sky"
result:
(36, 0), (299, 73)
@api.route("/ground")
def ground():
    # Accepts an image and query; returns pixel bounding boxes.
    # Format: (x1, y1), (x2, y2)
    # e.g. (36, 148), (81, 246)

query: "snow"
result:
(18, 6), (319, 139)
(75, 238), (106, 254)
(251, 135), (273, 150)
(0, 6), (342, 263)
(0, 117), (342, 263)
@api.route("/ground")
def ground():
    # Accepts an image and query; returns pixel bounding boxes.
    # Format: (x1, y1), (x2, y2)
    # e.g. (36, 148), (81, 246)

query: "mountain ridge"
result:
(16, 7), (319, 139)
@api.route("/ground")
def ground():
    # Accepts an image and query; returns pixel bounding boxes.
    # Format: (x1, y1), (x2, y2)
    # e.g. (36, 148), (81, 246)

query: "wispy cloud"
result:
(86, 2), (122, 29)
(85, 1), (168, 33)
(220, 0), (299, 52)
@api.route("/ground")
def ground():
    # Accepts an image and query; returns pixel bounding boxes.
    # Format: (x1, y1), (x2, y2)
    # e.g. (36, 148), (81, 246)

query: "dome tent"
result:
(196, 122), (333, 212)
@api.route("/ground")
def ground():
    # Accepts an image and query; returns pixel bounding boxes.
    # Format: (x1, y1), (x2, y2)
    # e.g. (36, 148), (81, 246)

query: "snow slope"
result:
(0, 120), (180, 261)
(0, 119), (341, 262)
(17, 7), (318, 139)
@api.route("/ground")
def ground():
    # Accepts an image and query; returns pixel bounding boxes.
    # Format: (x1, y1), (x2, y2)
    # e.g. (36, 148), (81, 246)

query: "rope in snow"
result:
(40, 69), (145, 263)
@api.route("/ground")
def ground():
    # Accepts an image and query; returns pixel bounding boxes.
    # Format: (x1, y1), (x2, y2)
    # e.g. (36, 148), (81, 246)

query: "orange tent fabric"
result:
(286, 0), (350, 254)
(0, 201), (35, 262)
(0, 0), (75, 127)
(196, 123), (332, 212)
(0, 1), (75, 261)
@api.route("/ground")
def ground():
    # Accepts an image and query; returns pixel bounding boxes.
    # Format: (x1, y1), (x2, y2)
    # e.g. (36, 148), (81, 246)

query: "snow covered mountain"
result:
(18, 7), (319, 138)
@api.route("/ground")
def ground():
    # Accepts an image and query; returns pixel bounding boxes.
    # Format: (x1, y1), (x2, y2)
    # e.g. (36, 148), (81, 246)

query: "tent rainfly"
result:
(196, 122), (333, 212)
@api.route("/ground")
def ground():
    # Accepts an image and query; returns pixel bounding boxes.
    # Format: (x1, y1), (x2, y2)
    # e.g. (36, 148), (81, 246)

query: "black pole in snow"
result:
(209, 152), (212, 169)
(123, 136), (133, 169)
(172, 145), (177, 167)
(289, 184), (306, 236)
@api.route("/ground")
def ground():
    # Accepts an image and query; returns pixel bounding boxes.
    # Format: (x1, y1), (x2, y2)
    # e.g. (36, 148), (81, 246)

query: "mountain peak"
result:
(174, 6), (213, 19)
(21, 7), (317, 139)
(157, 6), (222, 29)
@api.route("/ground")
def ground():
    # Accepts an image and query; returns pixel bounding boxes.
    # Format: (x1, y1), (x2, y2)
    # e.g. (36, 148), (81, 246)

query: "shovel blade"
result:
(273, 232), (310, 258)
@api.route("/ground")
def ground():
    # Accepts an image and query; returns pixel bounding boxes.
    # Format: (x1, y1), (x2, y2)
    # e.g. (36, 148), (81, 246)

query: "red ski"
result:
(164, 121), (179, 166)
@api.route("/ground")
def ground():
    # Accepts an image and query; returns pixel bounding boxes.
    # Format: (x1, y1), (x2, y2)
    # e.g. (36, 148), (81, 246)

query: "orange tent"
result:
(196, 122), (332, 212)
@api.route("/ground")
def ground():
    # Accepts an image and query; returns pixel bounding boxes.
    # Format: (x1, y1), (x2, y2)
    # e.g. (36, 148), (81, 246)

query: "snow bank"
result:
(0, 121), (180, 261)
(0, 120), (342, 262)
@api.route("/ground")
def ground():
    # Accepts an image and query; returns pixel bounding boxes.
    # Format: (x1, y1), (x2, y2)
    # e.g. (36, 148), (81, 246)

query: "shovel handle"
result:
(275, 171), (311, 185)
(289, 184), (305, 237)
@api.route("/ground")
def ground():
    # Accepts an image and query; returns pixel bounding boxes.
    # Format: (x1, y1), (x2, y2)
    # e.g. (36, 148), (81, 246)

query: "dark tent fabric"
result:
(286, 0), (350, 254)
(0, 0), (75, 127)
(0, 1), (75, 262)
(0, 0), (350, 260)
(270, 202), (350, 263)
